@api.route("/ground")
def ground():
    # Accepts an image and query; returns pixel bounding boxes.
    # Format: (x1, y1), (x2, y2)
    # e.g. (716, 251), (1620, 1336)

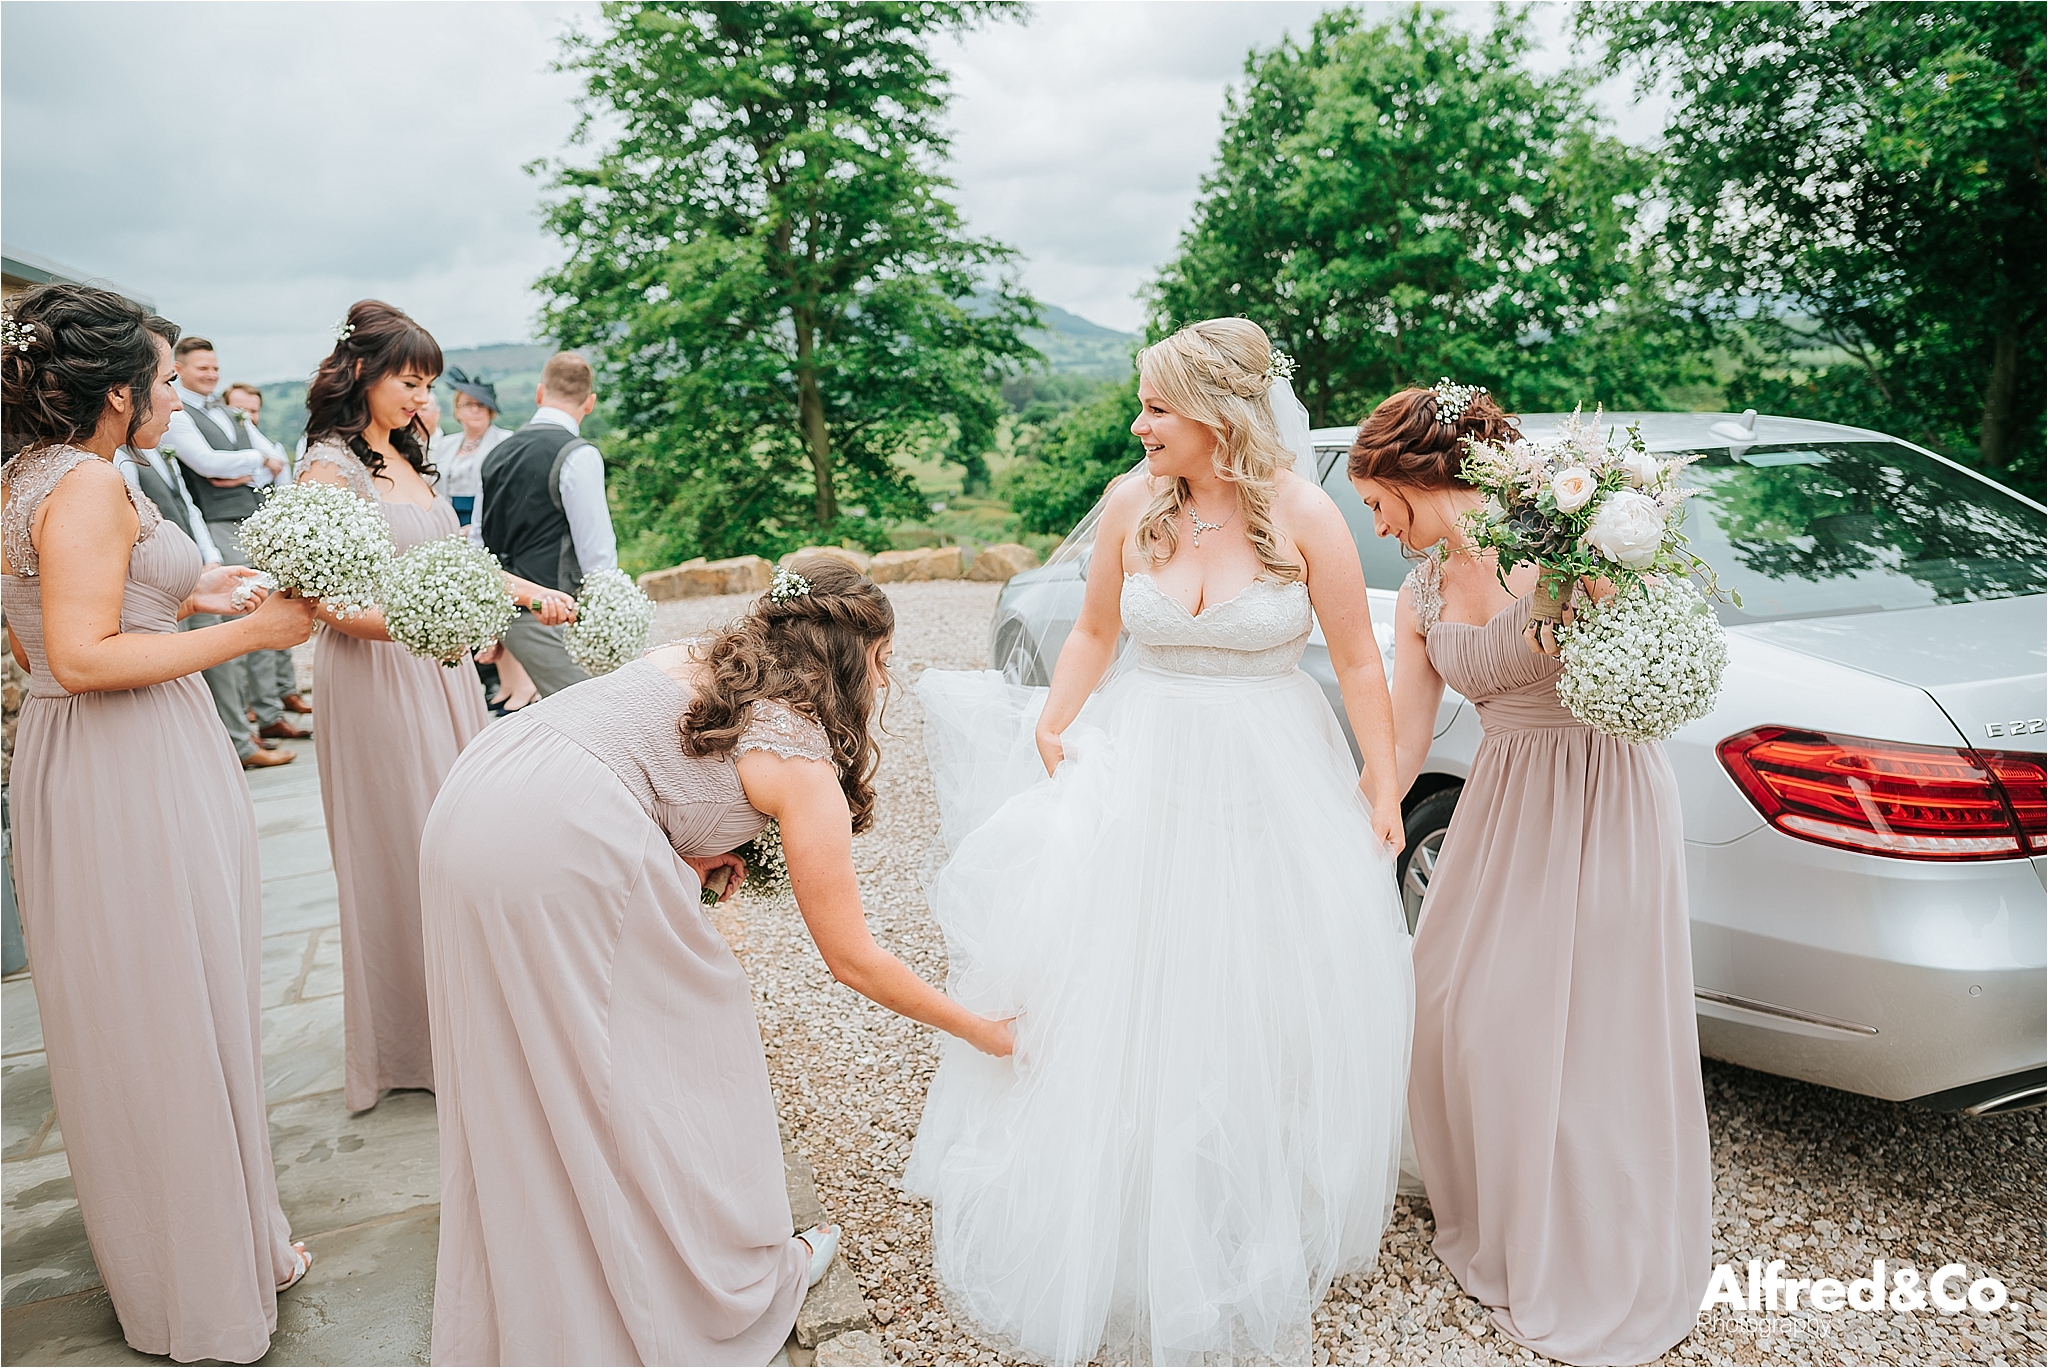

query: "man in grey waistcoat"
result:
(166, 336), (310, 745)
(471, 351), (614, 697)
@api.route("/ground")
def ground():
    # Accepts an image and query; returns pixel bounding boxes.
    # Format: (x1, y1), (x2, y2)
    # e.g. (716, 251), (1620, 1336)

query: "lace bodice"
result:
(1404, 551), (1446, 634)
(1, 445), (201, 699)
(301, 438), (379, 502)
(517, 659), (833, 858)
(1119, 573), (1312, 678)
(2, 445), (160, 577)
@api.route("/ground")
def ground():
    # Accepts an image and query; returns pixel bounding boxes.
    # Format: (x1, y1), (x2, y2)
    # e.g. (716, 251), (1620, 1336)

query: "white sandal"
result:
(796, 1223), (839, 1289)
(278, 1241), (314, 1292)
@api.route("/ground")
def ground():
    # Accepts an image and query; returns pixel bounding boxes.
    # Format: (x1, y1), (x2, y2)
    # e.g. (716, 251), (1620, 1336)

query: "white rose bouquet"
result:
(378, 535), (516, 667)
(563, 567), (656, 675)
(236, 479), (393, 618)
(1459, 407), (1737, 742)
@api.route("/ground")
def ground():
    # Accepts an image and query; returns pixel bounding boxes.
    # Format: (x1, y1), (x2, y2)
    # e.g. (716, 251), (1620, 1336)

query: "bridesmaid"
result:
(1350, 386), (1711, 1365)
(296, 299), (573, 1114)
(1, 284), (318, 1362)
(419, 559), (1013, 1365)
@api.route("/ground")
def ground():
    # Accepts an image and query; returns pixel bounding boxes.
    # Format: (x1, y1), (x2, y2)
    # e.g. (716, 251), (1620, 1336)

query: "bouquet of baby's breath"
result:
(1459, 407), (1736, 743)
(563, 567), (655, 675)
(237, 480), (392, 618)
(378, 535), (515, 667)
(700, 820), (792, 906)
(1555, 577), (1729, 743)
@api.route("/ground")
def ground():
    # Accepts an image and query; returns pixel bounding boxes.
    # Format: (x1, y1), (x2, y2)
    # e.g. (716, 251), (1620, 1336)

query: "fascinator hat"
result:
(446, 367), (500, 413)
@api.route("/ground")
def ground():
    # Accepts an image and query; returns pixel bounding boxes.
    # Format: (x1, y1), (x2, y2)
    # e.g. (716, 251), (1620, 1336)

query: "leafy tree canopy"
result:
(1583, 1), (2045, 492)
(1006, 378), (1141, 537)
(1148, 6), (1711, 429)
(535, 1), (1041, 566)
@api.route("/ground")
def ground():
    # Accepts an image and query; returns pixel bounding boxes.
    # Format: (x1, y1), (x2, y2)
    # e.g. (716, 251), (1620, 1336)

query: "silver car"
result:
(989, 412), (2046, 1114)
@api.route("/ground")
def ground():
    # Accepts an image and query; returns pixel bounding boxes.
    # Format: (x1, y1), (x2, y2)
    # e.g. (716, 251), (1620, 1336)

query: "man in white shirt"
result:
(167, 338), (308, 743)
(115, 441), (294, 769)
(473, 351), (618, 697)
(223, 382), (312, 719)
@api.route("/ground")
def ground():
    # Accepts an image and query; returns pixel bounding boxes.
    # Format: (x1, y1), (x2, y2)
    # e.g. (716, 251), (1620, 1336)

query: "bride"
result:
(906, 318), (1414, 1365)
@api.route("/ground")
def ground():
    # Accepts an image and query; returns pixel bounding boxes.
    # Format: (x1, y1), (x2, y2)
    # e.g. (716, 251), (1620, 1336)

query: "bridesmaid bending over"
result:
(296, 300), (573, 1114)
(1351, 387), (1711, 1365)
(1, 284), (318, 1362)
(419, 559), (1013, 1366)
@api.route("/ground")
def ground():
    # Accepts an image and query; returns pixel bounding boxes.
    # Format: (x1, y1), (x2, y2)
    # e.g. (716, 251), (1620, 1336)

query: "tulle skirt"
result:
(906, 663), (1415, 1366)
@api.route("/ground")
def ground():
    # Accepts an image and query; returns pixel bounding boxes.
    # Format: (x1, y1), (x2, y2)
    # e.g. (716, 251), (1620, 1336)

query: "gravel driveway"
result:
(653, 582), (2046, 1368)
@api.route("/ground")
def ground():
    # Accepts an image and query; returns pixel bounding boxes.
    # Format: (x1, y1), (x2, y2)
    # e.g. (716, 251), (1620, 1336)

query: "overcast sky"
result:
(1, 1), (1661, 383)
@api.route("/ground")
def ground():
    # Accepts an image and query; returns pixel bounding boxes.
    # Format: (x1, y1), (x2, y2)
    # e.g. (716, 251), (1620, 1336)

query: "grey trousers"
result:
(184, 613), (255, 760)
(208, 518), (293, 726)
(500, 611), (590, 698)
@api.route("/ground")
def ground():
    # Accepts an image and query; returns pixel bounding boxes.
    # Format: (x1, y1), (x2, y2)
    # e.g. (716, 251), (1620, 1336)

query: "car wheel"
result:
(1397, 786), (1460, 935)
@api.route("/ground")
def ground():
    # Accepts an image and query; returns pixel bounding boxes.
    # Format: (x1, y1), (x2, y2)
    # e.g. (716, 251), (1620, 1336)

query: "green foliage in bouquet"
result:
(1457, 408), (1740, 610)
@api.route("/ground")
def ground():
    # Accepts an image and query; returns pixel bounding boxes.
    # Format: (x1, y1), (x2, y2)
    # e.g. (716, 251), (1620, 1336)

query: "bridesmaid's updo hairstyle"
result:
(1135, 317), (1301, 582)
(303, 299), (443, 483)
(681, 558), (896, 834)
(1347, 385), (1522, 492)
(1, 283), (178, 460)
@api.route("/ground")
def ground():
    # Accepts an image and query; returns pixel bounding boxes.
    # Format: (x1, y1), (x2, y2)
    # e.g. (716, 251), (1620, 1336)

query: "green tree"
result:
(535, 2), (1040, 565)
(1005, 379), (1141, 536)
(1584, 2), (2046, 491)
(1149, 6), (1711, 428)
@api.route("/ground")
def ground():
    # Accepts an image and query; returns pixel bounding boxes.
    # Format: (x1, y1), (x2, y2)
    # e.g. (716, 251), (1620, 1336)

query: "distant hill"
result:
(248, 311), (1136, 449)
(1029, 304), (1138, 378)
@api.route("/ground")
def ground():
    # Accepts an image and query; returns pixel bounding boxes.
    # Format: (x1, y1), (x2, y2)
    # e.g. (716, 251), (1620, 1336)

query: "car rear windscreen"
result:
(1676, 443), (2044, 623)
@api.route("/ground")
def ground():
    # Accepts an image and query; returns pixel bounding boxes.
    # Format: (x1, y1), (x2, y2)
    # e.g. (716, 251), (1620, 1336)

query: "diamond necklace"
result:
(1187, 501), (1233, 548)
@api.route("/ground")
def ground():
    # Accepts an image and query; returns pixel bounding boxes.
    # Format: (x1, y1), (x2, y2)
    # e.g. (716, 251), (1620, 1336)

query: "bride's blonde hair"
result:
(1134, 318), (1301, 582)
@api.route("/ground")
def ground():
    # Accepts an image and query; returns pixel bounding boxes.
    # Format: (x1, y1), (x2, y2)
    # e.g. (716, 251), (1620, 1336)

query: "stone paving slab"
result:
(4, 976), (43, 1056)
(0, 1205), (440, 1367)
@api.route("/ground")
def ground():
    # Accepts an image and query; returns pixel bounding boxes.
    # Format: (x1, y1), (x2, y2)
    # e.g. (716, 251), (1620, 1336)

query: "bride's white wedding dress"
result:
(907, 571), (1414, 1366)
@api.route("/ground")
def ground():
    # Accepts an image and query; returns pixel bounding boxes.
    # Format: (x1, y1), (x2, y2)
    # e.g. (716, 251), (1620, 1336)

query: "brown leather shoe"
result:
(243, 746), (296, 769)
(281, 692), (313, 715)
(259, 719), (313, 740)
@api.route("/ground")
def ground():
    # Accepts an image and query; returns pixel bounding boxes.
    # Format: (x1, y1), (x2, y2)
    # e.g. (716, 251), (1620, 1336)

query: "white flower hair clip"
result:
(1263, 349), (1297, 382)
(1432, 377), (1487, 426)
(769, 564), (812, 603)
(3, 317), (38, 352)
(333, 318), (357, 343)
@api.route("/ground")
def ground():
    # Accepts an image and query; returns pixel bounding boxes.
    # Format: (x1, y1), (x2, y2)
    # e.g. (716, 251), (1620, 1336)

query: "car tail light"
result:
(1718, 727), (2045, 861)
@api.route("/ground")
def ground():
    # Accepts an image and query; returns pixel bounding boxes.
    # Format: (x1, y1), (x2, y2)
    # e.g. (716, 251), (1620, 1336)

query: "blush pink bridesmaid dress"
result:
(2, 446), (300, 1363)
(419, 661), (815, 1365)
(1403, 553), (1713, 1366)
(303, 439), (488, 1113)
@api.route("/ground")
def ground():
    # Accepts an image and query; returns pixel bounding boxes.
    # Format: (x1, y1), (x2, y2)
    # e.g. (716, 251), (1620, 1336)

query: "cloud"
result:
(2, 0), (586, 381)
(1, 1), (1664, 381)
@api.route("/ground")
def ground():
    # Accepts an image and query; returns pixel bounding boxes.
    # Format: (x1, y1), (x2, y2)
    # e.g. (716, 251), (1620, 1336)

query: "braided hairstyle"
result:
(1, 283), (178, 460)
(680, 558), (896, 833)
(1347, 385), (1522, 491)
(1133, 318), (1301, 582)
(303, 299), (442, 483)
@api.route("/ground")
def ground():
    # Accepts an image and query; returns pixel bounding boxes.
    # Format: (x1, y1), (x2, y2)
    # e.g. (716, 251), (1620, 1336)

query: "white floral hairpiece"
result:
(3, 318), (38, 353)
(769, 563), (812, 603)
(333, 318), (357, 343)
(1263, 349), (1297, 383)
(1431, 377), (1487, 426)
